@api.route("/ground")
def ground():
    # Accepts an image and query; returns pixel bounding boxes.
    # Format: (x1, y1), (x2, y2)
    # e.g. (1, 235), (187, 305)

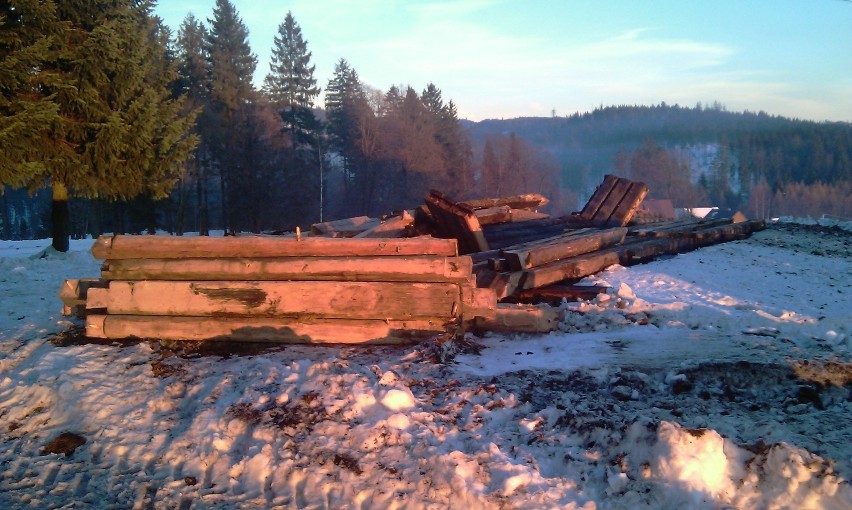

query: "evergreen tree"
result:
(174, 13), (211, 234)
(1, 0), (198, 251)
(205, 0), (257, 233)
(263, 11), (319, 111)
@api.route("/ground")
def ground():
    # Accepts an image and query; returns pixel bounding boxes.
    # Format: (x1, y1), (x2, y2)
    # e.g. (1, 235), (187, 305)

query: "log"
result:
(311, 216), (380, 236)
(473, 304), (560, 333)
(461, 193), (549, 211)
(501, 227), (627, 270)
(101, 256), (473, 283)
(91, 235), (458, 260)
(353, 211), (414, 238)
(86, 315), (450, 344)
(98, 280), (461, 320)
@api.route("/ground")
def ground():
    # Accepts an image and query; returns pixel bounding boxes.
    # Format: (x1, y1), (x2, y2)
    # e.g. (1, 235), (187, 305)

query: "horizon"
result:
(155, 0), (852, 123)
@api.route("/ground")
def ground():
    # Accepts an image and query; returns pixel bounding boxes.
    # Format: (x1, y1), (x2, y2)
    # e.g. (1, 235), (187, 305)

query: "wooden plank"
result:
(521, 250), (622, 291)
(86, 287), (110, 309)
(91, 235), (458, 260)
(311, 216), (380, 236)
(473, 304), (560, 333)
(511, 284), (609, 304)
(101, 256), (473, 283)
(99, 280), (462, 320)
(501, 227), (627, 270)
(486, 270), (526, 300)
(353, 211), (414, 238)
(604, 181), (648, 227)
(579, 174), (619, 220)
(474, 205), (513, 225)
(86, 315), (449, 344)
(589, 178), (632, 226)
(424, 190), (489, 255)
(461, 193), (549, 211)
(506, 209), (550, 222)
(58, 278), (108, 307)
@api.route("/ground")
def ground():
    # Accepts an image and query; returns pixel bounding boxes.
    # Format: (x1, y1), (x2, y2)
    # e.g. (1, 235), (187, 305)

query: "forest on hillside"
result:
(468, 104), (852, 219)
(2, 1), (850, 245)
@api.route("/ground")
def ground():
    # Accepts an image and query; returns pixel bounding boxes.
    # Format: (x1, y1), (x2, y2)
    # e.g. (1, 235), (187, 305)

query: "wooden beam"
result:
(511, 284), (609, 304)
(501, 227), (627, 270)
(474, 205), (513, 225)
(520, 250), (622, 291)
(424, 190), (489, 254)
(473, 304), (560, 333)
(98, 280), (462, 320)
(579, 174), (619, 221)
(101, 256), (473, 283)
(58, 278), (108, 307)
(353, 211), (414, 238)
(461, 193), (549, 211)
(588, 178), (632, 226)
(311, 216), (380, 236)
(86, 315), (450, 344)
(604, 181), (648, 227)
(91, 235), (458, 260)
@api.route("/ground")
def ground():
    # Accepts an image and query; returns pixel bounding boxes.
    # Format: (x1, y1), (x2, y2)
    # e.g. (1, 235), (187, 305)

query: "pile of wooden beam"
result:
(61, 235), (504, 344)
(59, 174), (766, 344)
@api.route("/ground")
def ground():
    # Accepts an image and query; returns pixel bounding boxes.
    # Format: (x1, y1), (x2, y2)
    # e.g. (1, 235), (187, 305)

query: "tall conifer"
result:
(1, 0), (198, 251)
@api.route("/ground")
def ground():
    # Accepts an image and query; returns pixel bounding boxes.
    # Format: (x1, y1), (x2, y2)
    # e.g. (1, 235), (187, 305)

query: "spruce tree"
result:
(205, 0), (257, 233)
(1, 0), (197, 251)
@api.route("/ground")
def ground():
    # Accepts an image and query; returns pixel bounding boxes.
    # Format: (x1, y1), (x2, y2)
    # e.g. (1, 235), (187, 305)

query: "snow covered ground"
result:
(0, 221), (850, 509)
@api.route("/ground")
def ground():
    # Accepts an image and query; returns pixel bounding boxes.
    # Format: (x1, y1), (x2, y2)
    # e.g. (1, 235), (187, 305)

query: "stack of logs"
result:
(60, 174), (765, 344)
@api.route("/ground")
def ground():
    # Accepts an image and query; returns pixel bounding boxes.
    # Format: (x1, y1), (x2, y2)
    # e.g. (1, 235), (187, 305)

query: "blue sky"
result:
(155, 0), (852, 122)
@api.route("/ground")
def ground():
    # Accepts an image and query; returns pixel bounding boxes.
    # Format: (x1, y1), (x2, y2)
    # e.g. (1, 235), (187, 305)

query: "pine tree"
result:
(1, 0), (198, 251)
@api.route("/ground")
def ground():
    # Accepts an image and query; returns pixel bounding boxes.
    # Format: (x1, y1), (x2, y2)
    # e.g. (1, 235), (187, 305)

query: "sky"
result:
(154, 0), (852, 123)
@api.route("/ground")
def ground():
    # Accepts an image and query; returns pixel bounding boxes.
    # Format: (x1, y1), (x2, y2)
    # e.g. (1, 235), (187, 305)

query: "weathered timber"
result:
(59, 278), (108, 317)
(353, 211), (414, 238)
(85, 287), (109, 309)
(579, 174), (619, 221)
(86, 315), (451, 344)
(425, 190), (489, 254)
(311, 216), (380, 236)
(59, 278), (108, 307)
(461, 193), (549, 211)
(506, 209), (550, 222)
(482, 215), (589, 249)
(501, 227), (627, 270)
(578, 174), (648, 227)
(506, 284), (609, 305)
(101, 256), (473, 283)
(474, 205), (513, 225)
(461, 286), (497, 320)
(473, 304), (560, 333)
(605, 181), (649, 227)
(98, 280), (462, 320)
(92, 235), (458, 260)
(628, 218), (732, 238)
(519, 250), (622, 293)
(521, 219), (765, 290)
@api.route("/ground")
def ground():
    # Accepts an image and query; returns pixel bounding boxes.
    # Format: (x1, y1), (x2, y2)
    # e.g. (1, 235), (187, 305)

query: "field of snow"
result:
(0, 221), (850, 509)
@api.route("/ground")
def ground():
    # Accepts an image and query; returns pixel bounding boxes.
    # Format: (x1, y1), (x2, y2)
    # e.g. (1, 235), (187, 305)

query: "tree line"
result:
(1, 0), (564, 247)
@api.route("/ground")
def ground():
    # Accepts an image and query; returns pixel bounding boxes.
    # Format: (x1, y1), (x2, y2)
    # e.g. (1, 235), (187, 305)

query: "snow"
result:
(1, 223), (850, 509)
